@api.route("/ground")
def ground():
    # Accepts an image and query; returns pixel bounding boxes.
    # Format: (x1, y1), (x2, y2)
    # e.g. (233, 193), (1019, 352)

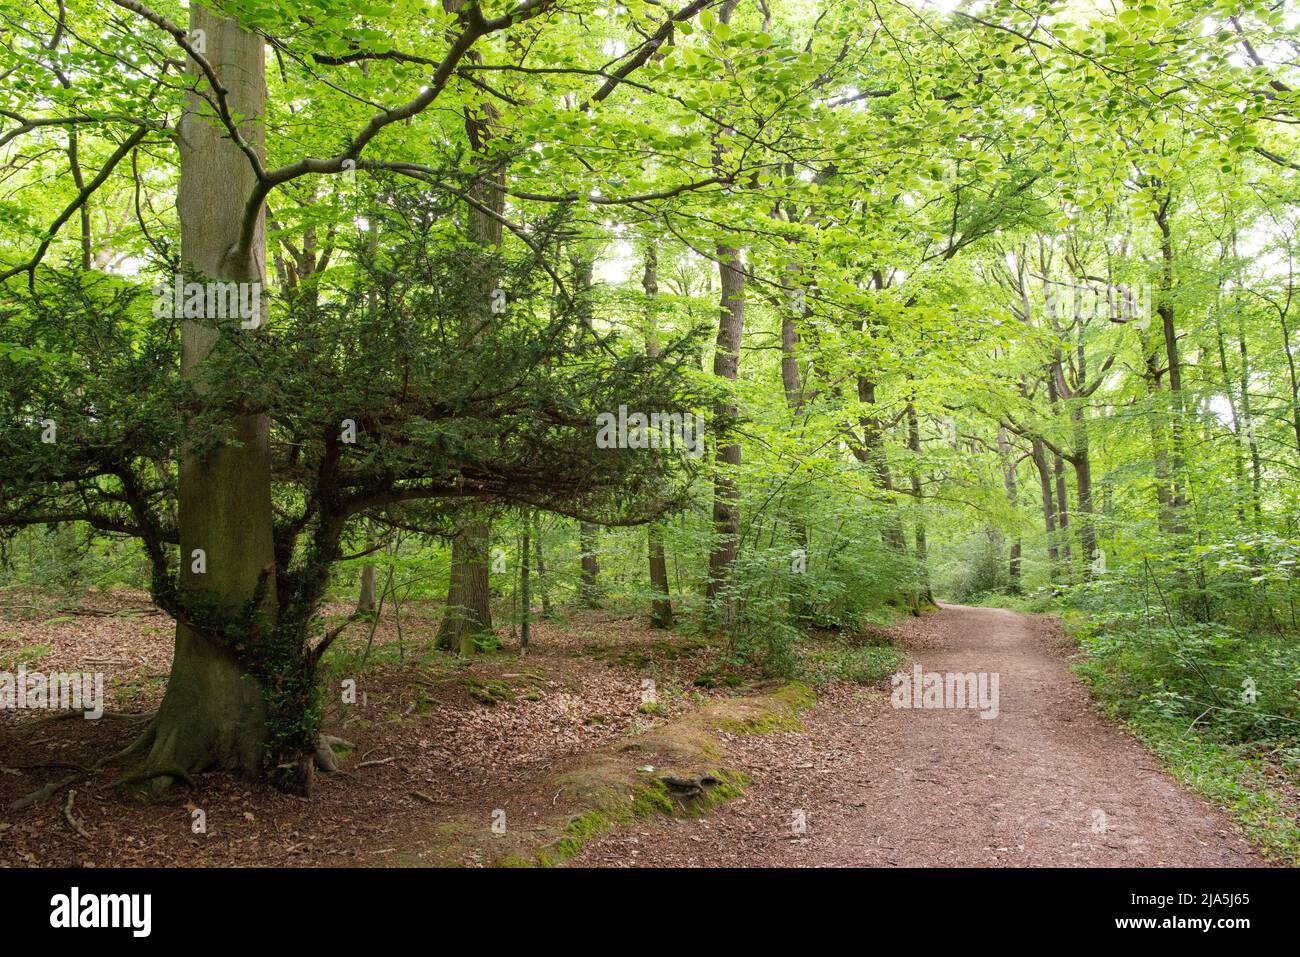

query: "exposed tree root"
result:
(10, 773), (82, 812)
(112, 764), (197, 792)
(15, 709), (157, 733)
(8, 719), (158, 812)
(63, 789), (92, 840)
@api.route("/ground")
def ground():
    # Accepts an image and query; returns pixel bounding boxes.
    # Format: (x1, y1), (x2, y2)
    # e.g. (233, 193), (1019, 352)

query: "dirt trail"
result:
(575, 603), (1265, 866)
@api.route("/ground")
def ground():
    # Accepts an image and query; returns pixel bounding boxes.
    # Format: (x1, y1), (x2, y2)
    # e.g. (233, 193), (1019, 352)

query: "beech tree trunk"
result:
(1155, 187), (1188, 526)
(642, 247), (673, 628)
(357, 561), (376, 613)
(706, 242), (745, 626)
(997, 429), (1022, 594)
(857, 375), (907, 553)
(534, 516), (552, 618)
(905, 400), (933, 607)
(705, 0), (744, 629)
(520, 526), (531, 652)
(1031, 438), (1060, 573)
(147, 8), (275, 788)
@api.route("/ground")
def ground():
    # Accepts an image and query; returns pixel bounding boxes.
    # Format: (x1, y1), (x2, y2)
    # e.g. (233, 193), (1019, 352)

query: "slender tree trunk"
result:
(857, 376), (907, 553)
(905, 401), (933, 606)
(706, 0), (744, 629)
(357, 562), (376, 614)
(1154, 189), (1188, 523)
(534, 515), (552, 618)
(706, 243), (745, 626)
(1045, 372), (1072, 562)
(1031, 438), (1060, 572)
(997, 429), (1022, 594)
(1141, 326), (1175, 525)
(520, 523), (531, 653)
(1213, 304), (1251, 523)
(578, 521), (601, 608)
(642, 246), (673, 628)
(1236, 310), (1264, 517)
(1071, 341), (1096, 573)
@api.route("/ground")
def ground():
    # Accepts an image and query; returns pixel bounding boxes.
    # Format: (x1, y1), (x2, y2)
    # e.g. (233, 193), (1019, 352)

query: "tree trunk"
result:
(534, 514), (552, 618)
(706, 0), (745, 628)
(1212, 304), (1249, 523)
(1031, 438), (1059, 572)
(357, 561), (376, 614)
(147, 7), (275, 789)
(520, 524), (531, 653)
(706, 243), (745, 626)
(1154, 188), (1188, 523)
(438, 522), (493, 654)
(578, 522), (601, 608)
(857, 375), (907, 553)
(1071, 341), (1097, 574)
(1140, 325), (1175, 526)
(642, 246), (674, 628)
(996, 429), (1022, 594)
(1236, 308), (1264, 518)
(1044, 371), (1072, 563)
(905, 401), (933, 606)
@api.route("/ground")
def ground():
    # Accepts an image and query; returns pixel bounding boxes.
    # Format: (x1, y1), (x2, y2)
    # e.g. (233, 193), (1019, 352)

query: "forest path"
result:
(574, 603), (1265, 866)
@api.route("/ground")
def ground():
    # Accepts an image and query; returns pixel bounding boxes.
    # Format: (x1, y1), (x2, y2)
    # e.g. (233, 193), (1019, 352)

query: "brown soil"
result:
(574, 603), (1267, 866)
(0, 592), (730, 867)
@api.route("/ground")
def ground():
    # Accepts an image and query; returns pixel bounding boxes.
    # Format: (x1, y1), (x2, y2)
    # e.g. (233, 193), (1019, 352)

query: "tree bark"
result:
(578, 521), (602, 608)
(1154, 187), (1188, 524)
(357, 560), (376, 614)
(147, 7), (275, 789)
(642, 246), (673, 628)
(856, 375), (907, 553)
(705, 0), (744, 629)
(534, 514), (552, 618)
(1030, 438), (1060, 573)
(997, 429), (1022, 594)
(905, 400), (933, 606)
(439, 522), (493, 655)
(520, 524), (531, 653)
(706, 242), (744, 626)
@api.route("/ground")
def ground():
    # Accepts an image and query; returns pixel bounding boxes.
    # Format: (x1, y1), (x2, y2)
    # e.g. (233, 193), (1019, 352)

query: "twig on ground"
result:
(63, 789), (92, 840)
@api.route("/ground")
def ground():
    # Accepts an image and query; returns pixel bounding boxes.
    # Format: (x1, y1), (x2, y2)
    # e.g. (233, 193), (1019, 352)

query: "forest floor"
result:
(0, 593), (1275, 866)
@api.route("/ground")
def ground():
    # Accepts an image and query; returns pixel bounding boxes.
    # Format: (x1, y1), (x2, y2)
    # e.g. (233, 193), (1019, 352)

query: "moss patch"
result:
(719, 711), (804, 735)
(397, 682), (812, 868)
